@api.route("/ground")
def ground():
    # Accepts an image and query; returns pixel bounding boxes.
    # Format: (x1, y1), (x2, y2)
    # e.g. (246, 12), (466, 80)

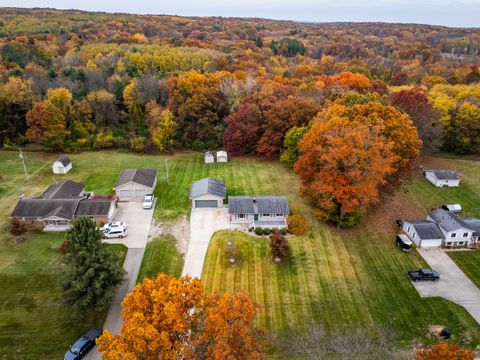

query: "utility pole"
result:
(165, 157), (169, 183)
(19, 148), (28, 180)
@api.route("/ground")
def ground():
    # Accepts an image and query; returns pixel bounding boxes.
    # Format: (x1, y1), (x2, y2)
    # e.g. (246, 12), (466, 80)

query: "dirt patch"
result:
(149, 215), (190, 254)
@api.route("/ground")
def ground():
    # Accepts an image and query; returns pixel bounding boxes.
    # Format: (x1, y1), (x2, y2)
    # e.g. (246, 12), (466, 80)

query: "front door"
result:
(254, 214), (259, 221)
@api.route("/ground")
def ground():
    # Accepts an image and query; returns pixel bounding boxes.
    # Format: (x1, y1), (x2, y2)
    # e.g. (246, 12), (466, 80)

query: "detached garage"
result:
(190, 178), (226, 208)
(113, 168), (157, 201)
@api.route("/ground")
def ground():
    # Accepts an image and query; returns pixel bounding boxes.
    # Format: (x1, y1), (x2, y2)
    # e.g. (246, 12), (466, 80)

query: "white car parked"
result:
(103, 227), (127, 239)
(102, 221), (127, 232)
(142, 194), (154, 209)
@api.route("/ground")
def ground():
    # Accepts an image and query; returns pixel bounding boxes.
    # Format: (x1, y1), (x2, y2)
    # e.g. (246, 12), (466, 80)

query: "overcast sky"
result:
(3, 0), (480, 28)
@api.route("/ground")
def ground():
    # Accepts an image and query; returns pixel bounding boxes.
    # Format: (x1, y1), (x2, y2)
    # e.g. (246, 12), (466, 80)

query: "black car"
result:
(408, 268), (440, 282)
(396, 234), (413, 252)
(64, 327), (102, 360)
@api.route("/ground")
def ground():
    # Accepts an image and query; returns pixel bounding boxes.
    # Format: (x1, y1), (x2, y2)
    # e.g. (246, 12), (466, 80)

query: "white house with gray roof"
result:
(402, 208), (480, 248)
(190, 178), (226, 208)
(424, 169), (461, 187)
(228, 196), (290, 230)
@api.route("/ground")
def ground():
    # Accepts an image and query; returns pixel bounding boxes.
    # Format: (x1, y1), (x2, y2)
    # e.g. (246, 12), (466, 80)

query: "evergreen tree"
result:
(62, 217), (125, 313)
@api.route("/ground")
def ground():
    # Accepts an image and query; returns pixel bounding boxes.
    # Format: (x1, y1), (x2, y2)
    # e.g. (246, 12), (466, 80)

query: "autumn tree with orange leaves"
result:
(295, 117), (398, 226)
(415, 342), (475, 360)
(97, 273), (266, 360)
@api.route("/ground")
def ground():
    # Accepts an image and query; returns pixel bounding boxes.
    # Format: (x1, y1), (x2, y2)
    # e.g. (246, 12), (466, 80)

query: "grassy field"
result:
(0, 230), (127, 359)
(448, 251), (480, 288)
(2, 150), (480, 354)
(137, 235), (184, 282)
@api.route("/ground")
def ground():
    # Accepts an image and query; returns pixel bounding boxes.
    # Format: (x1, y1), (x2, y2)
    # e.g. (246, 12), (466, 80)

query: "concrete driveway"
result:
(104, 201), (154, 248)
(182, 207), (229, 279)
(414, 248), (480, 325)
(85, 202), (153, 360)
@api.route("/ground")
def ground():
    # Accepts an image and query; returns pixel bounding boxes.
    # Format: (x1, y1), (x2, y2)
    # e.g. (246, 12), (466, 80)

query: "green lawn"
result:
(448, 251), (480, 288)
(137, 235), (184, 282)
(2, 150), (480, 354)
(0, 231), (127, 359)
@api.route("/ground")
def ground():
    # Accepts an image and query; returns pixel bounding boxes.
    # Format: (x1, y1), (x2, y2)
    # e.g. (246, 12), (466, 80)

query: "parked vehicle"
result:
(142, 194), (154, 209)
(441, 204), (462, 213)
(102, 221), (127, 232)
(104, 227), (127, 239)
(396, 234), (413, 252)
(408, 269), (440, 282)
(64, 327), (102, 360)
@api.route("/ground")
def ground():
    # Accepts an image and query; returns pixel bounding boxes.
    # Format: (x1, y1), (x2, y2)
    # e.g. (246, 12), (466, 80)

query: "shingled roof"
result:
(12, 198), (81, 220)
(228, 196), (290, 215)
(114, 169), (157, 189)
(428, 208), (468, 232)
(190, 178), (226, 199)
(55, 156), (71, 167)
(427, 169), (460, 180)
(38, 180), (85, 199)
(408, 221), (444, 240)
(76, 199), (113, 216)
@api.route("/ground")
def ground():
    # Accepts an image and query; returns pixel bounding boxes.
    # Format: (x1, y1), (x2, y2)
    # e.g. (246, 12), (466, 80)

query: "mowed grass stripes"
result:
(2, 150), (480, 353)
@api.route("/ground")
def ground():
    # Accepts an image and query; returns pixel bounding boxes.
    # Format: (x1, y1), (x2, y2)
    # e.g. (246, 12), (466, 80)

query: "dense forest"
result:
(1, 7), (480, 224)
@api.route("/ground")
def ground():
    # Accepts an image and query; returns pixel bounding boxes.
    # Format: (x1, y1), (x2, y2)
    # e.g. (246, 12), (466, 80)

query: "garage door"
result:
(135, 189), (147, 200)
(421, 239), (443, 247)
(195, 200), (218, 208)
(119, 190), (133, 200)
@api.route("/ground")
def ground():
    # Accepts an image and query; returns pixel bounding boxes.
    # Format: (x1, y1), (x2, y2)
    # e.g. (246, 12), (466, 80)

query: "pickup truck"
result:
(408, 269), (440, 282)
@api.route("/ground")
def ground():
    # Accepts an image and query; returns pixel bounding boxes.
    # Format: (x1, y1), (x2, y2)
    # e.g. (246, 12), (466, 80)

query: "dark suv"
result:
(64, 327), (102, 360)
(408, 269), (440, 282)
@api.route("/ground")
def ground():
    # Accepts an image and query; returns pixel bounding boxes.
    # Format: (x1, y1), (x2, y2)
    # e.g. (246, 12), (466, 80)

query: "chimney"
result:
(253, 197), (257, 203)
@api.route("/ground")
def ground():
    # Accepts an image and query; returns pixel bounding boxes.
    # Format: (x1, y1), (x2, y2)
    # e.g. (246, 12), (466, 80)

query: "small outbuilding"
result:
(52, 156), (72, 174)
(217, 150), (228, 163)
(205, 151), (215, 164)
(190, 178), (226, 208)
(113, 169), (158, 201)
(424, 169), (461, 188)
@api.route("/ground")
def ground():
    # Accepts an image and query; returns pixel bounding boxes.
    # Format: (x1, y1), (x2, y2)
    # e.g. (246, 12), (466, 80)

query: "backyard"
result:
(1, 150), (480, 355)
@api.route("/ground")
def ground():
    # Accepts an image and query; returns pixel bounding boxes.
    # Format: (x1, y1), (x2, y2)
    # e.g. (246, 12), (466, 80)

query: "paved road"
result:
(414, 248), (480, 325)
(85, 202), (153, 360)
(182, 207), (229, 279)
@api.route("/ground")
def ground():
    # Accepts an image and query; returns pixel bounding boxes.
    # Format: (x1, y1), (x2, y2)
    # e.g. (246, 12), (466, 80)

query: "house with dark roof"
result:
(12, 180), (116, 231)
(401, 208), (480, 248)
(228, 196), (290, 229)
(113, 169), (157, 201)
(52, 155), (72, 174)
(190, 178), (226, 208)
(424, 169), (461, 188)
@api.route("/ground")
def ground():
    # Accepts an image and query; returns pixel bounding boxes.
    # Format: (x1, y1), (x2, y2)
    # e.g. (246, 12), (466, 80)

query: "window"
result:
(446, 242), (452, 246)
(463, 232), (469, 237)
(458, 242), (465, 245)
(237, 214), (245, 219)
(413, 233), (416, 239)
(262, 214), (270, 217)
(407, 226), (411, 233)
(276, 214), (283, 217)
(451, 233), (457, 238)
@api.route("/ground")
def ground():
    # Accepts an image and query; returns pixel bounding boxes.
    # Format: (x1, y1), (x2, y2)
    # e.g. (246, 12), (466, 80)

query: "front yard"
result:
(0, 231), (127, 359)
